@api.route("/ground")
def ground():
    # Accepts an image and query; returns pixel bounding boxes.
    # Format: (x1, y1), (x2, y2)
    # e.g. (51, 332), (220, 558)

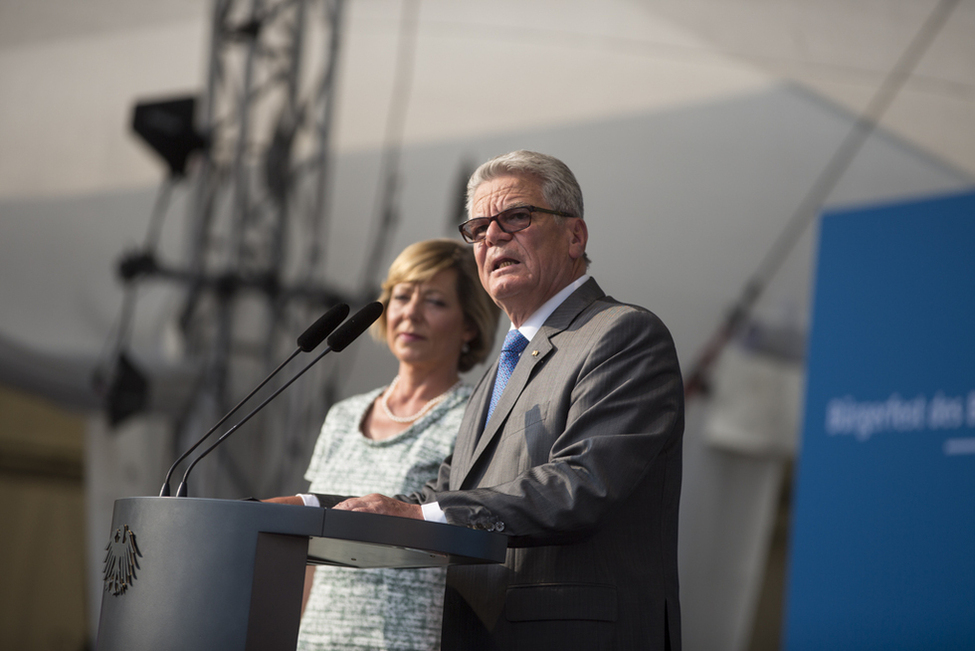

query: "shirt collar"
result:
(509, 274), (590, 343)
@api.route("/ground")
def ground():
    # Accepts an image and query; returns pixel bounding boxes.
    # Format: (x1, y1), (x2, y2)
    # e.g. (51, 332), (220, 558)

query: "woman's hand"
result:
(262, 495), (305, 506)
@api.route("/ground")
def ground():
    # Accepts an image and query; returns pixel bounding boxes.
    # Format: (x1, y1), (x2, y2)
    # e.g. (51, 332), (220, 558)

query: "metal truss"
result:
(171, 0), (360, 499)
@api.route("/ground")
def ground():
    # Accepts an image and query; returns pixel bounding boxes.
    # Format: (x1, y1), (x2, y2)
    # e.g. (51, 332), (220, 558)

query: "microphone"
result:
(326, 300), (384, 351)
(175, 301), (384, 497)
(159, 303), (349, 496)
(297, 307), (351, 352)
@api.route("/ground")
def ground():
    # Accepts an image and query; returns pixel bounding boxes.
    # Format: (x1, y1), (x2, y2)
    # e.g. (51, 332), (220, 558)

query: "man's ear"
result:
(567, 217), (588, 260)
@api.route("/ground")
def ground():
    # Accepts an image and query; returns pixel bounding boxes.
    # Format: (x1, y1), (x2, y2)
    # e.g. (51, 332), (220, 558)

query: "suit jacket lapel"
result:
(454, 278), (606, 488)
(450, 368), (492, 488)
(469, 335), (553, 462)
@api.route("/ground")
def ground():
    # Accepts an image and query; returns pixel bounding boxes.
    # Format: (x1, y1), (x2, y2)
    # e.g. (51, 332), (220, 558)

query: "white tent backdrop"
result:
(1, 1), (973, 649)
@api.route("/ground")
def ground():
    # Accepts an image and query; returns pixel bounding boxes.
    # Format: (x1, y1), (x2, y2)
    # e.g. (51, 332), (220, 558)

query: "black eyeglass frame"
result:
(458, 205), (576, 243)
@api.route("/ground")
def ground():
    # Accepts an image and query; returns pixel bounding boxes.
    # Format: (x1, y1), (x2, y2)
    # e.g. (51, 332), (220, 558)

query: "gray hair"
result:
(465, 150), (584, 221)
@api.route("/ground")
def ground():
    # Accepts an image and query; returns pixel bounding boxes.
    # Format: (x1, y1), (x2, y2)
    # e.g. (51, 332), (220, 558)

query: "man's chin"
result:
(489, 282), (535, 315)
(487, 277), (521, 300)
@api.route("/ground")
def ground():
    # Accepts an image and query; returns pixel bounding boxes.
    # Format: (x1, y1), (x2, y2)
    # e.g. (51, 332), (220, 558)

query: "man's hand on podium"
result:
(333, 493), (423, 520)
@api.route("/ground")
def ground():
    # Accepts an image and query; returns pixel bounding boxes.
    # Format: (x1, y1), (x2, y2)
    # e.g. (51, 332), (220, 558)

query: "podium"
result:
(95, 497), (507, 651)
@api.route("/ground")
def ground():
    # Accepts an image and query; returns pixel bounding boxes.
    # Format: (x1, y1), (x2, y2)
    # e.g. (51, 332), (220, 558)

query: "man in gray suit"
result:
(332, 150), (684, 650)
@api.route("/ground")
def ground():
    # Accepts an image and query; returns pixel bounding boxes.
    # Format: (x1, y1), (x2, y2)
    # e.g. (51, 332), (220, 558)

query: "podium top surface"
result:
(113, 497), (507, 568)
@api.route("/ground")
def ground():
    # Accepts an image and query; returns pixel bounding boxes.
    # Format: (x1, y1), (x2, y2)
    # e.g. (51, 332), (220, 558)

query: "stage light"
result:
(132, 96), (207, 177)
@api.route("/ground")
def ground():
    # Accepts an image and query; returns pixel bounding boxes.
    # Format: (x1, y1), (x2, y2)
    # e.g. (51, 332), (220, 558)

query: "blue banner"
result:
(784, 190), (975, 650)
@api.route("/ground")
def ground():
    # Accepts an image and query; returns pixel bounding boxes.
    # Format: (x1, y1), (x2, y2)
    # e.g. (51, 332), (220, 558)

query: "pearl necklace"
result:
(380, 376), (462, 424)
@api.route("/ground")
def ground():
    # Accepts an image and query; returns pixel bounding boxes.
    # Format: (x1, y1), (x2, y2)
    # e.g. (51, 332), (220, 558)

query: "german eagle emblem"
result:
(103, 525), (141, 596)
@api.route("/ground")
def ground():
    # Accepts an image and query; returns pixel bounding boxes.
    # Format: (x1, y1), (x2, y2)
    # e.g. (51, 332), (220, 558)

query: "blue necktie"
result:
(486, 330), (529, 423)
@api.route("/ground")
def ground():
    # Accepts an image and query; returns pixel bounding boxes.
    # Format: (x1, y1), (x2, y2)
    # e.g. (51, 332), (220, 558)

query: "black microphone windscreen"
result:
(297, 303), (350, 352)
(327, 302), (384, 352)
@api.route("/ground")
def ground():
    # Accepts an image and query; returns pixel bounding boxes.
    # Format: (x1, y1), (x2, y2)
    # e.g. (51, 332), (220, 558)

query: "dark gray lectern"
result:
(95, 497), (507, 651)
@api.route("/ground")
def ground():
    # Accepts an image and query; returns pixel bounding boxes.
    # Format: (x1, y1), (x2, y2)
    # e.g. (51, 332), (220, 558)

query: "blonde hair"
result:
(372, 239), (500, 372)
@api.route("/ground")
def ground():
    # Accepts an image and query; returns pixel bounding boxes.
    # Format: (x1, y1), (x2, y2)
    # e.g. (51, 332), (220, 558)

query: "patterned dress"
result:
(296, 384), (471, 651)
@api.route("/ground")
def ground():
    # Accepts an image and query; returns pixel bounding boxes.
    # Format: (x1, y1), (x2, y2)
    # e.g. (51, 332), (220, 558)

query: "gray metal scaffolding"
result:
(171, 0), (359, 499)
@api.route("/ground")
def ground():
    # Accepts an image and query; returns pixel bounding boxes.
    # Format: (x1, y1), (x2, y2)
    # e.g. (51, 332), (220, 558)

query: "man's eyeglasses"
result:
(458, 205), (576, 244)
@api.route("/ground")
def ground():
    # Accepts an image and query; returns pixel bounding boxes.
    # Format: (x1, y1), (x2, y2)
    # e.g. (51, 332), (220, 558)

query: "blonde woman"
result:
(273, 239), (499, 651)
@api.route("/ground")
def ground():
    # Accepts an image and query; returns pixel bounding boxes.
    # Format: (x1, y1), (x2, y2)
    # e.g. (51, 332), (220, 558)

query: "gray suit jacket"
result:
(409, 278), (684, 650)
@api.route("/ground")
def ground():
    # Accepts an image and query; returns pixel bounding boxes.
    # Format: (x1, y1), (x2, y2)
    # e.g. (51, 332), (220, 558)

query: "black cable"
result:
(95, 177), (176, 388)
